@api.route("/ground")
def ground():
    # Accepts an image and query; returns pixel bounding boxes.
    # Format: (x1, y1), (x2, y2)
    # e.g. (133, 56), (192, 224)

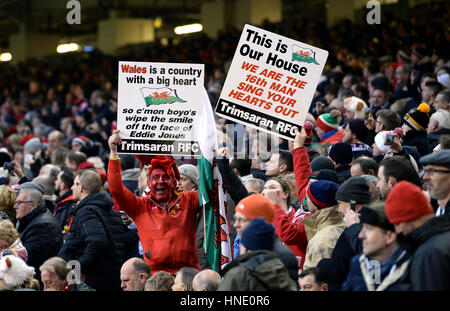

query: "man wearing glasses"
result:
(420, 150), (450, 217)
(14, 187), (63, 283)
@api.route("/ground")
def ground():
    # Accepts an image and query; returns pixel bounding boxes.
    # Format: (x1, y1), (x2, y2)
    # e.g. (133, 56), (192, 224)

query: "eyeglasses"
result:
(375, 120), (383, 124)
(14, 200), (35, 205)
(423, 167), (450, 176)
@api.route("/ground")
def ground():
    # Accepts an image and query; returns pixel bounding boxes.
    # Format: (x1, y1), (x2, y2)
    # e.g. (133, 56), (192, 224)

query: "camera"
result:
(3, 162), (14, 172)
(364, 108), (371, 120)
(384, 134), (395, 146)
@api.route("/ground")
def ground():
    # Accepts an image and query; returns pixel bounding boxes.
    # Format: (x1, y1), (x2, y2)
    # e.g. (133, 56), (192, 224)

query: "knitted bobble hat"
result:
(241, 217), (276, 251)
(385, 180), (433, 224)
(72, 136), (89, 146)
(403, 103), (430, 132)
(307, 180), (340, 209)
(235, 194), (275, 222)
(316, 113), (339, 133)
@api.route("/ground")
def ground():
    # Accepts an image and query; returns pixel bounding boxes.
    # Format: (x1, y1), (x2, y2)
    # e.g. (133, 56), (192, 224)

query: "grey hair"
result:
(361, 174), (379, 186)
(21, 188), (44, 207)
(244, 178), (265, 193)
(430, 109), (450, 129)
(39, 257), (71, 280)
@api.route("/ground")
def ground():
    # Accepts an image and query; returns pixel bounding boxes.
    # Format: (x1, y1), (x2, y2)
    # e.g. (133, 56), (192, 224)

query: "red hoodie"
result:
(108, 159), (201, 274)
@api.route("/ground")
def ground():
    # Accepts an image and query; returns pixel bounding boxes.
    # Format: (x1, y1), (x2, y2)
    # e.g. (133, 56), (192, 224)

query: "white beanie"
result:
(0, 255), (35, 287)
(374, 131), (392, 154)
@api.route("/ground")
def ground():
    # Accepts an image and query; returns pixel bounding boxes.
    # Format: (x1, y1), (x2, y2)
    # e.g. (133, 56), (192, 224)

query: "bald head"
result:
(192, 269), (221, 291)
(120, 257), (151, 291)
(48, 130), (65, 149)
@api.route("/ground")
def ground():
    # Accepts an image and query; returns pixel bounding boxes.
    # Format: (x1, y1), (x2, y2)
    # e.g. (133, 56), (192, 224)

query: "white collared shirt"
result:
(435, 206), (446, 217)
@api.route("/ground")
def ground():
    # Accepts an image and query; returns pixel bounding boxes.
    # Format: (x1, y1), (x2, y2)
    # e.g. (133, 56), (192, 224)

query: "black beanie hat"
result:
(348, 118), (368, 142)
(403, 103), (430, 132)
(335, 176), (371, 204)
(412, 46), (427, 59)
(309, 169), (339, 183)
(328, 142), (353, 164)
(310, 156), (336, 172)
(241, 217), (276, 251)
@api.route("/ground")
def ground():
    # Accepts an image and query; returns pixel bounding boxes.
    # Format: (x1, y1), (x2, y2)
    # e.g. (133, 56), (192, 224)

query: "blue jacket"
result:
(341, 247), (410, 291)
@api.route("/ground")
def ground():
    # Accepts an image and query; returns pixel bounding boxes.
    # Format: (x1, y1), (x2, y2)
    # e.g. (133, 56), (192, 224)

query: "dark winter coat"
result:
(398, 215), (450, 290)
(402, 130), (429, 157)
(217, 250), (298, 291)
(317, 222), (364, 291)
(57, 192), (127, 291)
(53, 191), (76, 231)
(67, 281), (95, 291)
(341, 247), (411, 291)
(17, 204), (63, 274)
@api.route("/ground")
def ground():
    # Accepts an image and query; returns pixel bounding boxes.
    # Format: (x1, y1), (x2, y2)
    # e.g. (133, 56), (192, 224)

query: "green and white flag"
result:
(197, 88), (232, 272)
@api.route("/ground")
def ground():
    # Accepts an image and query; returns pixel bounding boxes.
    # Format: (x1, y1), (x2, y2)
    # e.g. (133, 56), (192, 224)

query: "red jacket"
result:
(108, 159), (201, 274)
(272, 146), (312, 270)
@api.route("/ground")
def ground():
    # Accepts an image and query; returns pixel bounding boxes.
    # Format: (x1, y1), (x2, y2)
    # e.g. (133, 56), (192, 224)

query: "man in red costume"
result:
(107, 130), (201, 274)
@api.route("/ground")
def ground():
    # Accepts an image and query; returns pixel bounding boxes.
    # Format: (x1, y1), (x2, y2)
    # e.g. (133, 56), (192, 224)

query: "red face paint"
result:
(148, 168), (173, 203)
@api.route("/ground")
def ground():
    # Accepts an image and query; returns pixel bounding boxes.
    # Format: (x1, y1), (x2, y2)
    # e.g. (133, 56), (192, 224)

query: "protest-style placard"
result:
(215, 24), (328, 140)
(117, 61), (204, 156)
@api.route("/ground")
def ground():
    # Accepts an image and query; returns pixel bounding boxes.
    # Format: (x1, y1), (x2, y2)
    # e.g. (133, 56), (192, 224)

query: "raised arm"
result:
(216, 147), (249, 204)
(291, 127), (312, 199)
(107, 130), (143, 219)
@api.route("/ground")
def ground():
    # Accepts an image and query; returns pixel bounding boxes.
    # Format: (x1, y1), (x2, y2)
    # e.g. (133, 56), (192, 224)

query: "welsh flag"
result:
(196, 88), (233, 272)
(140, 87), (186, 106)
(292, 44), (319, 65)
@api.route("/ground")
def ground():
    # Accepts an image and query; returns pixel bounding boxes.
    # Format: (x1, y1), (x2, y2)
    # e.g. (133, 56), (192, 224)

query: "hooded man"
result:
(107, 130), (203, 274)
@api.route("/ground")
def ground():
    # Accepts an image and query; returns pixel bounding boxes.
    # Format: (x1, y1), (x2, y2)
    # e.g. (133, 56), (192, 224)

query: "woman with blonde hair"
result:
(0, 185), (16, 217)
(0, 219), (28, 262)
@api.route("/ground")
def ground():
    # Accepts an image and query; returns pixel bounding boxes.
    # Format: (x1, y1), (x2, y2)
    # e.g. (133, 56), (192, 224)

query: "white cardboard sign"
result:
(117, 61), (204, 156)
(215, 24), (328, 140)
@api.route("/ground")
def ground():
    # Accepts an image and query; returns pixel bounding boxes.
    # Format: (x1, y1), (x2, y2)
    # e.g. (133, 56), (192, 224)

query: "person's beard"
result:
(422, 181), (435, 199)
